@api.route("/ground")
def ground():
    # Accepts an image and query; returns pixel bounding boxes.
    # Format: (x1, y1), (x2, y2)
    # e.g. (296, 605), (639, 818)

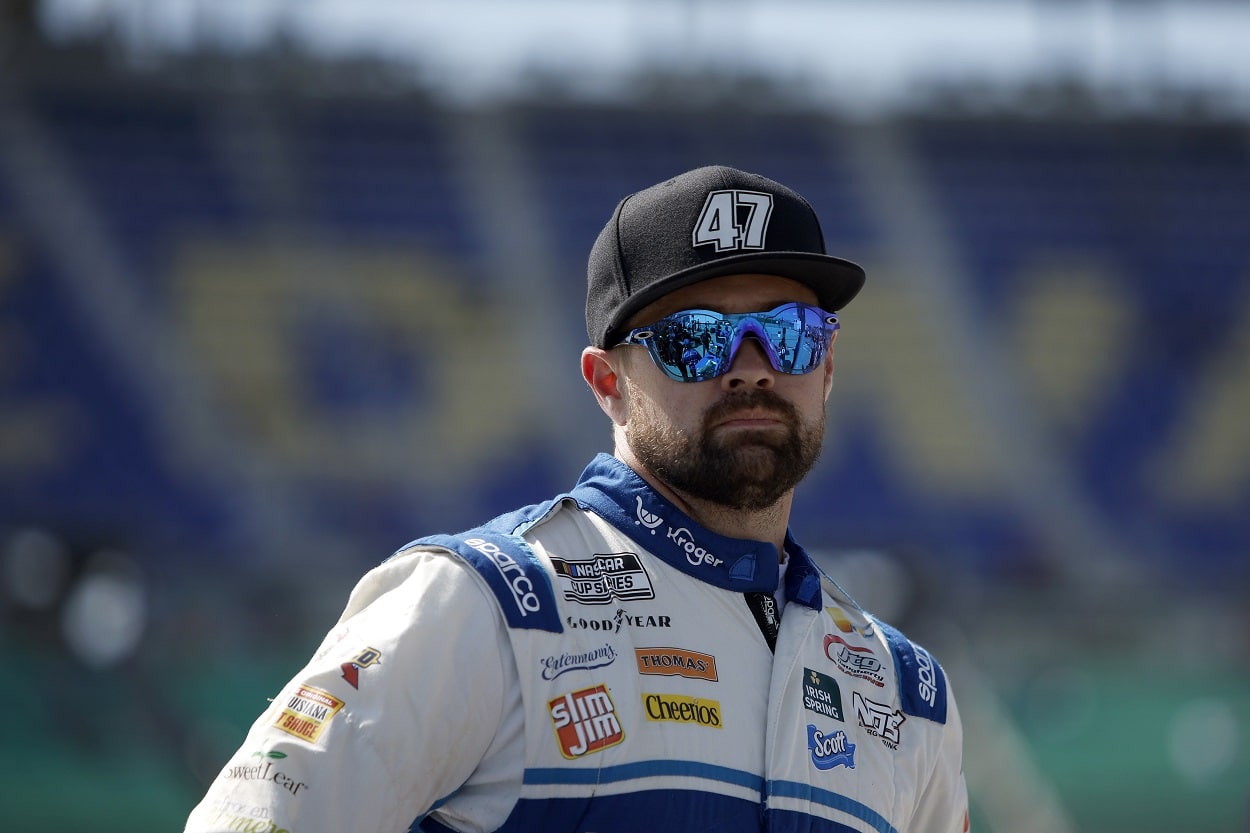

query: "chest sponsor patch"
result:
(540, 643), (619, 680)
(551, 552), (654, 604)
(802, 667), (844, 721)
(807, 724), (856, 770)
(635, 647), (718, 681)
(823, 633), (886, 687)
(548, 684), (625, 759)
(642, 693), (723, 728)
(274, 685), (344, 744)
(854, 691), (907, 749)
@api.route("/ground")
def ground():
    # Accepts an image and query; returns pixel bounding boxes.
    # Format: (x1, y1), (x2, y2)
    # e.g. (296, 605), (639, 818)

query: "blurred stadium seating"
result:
(0, 13), (1247, 833)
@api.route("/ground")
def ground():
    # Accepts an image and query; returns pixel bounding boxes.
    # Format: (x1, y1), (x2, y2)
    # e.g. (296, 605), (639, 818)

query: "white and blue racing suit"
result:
(186, 454), (969, 833)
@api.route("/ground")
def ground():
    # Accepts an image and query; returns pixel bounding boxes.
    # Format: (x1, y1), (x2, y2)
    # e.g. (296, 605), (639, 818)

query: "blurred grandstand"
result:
(0, 2), (1247, 831)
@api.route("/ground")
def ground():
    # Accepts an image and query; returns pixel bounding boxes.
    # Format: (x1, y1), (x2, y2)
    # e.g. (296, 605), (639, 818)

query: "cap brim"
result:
(603, 251), (866, 346)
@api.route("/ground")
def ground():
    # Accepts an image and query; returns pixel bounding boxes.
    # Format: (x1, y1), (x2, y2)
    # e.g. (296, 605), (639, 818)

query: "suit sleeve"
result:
(908, 683), (971, 833)
(185, 548), (517, 833)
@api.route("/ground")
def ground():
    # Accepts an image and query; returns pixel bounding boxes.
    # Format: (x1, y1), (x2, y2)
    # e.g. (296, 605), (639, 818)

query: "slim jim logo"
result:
(274, 684), (344, 743)
(548, 684), (624, 759)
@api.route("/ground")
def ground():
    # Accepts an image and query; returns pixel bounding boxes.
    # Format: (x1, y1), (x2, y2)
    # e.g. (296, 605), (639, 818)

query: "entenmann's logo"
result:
(642, 693), (722, 728)
(540, 643), (618, 680)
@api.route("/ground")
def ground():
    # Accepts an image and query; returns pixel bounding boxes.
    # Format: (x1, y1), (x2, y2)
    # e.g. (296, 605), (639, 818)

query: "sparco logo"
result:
(667, 526), (724, 568)
(914, 644), (939, 708)
(465, 537), (541, 617)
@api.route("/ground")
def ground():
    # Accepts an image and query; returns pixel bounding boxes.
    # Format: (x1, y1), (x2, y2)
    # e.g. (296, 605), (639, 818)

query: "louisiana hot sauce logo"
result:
(274, 685), (344, 743)
(548, 684), (624, 759)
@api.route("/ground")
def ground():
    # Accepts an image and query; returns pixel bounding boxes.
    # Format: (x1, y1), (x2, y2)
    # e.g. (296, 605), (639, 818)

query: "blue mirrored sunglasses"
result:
(617, 302), (839, 383)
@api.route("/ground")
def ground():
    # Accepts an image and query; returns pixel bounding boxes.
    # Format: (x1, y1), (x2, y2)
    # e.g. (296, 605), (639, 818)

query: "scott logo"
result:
(465, 537), (541, 617)
(807, 724), (856, 771)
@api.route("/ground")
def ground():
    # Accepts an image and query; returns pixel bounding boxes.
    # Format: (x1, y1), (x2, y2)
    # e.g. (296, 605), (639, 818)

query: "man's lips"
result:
(713, 410), (788, 430)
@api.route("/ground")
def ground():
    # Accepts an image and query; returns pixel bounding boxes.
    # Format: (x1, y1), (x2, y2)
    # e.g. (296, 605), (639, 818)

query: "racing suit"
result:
(185, 454), (969, 833)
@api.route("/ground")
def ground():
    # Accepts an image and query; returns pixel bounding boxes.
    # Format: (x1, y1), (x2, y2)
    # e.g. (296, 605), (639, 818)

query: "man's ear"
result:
(582, 347), (630, 426)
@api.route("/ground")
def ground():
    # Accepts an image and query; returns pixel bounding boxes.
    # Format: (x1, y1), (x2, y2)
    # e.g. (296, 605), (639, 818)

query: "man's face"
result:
(616, 274), (835, 511)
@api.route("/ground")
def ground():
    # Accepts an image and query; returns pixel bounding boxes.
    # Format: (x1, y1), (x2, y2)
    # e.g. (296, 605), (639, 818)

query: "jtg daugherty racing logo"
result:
(634, 497), (724, 568)
(466, 537), (541, 618)
(824, 634), (885, 687)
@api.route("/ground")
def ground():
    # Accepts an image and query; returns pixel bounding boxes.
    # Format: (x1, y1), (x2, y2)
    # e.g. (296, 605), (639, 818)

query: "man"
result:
(186, 165), (969, 833)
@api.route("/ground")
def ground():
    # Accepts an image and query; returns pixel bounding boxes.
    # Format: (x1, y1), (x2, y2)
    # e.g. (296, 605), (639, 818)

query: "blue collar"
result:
(566, 454), (824, 610)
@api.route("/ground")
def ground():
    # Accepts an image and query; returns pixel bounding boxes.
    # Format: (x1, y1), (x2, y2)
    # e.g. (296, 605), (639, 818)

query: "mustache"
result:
(703, 390), (799, 428)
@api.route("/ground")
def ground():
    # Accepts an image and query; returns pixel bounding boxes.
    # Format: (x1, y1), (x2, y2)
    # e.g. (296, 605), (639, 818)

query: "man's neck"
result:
(616, 451), (792, 559)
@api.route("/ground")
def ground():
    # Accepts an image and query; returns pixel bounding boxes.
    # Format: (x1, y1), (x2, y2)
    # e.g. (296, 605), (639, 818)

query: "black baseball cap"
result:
(586, 165), (866, 347)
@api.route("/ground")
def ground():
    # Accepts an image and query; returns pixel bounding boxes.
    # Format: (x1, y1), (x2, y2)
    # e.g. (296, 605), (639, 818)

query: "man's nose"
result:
(722, 337), (776, 389)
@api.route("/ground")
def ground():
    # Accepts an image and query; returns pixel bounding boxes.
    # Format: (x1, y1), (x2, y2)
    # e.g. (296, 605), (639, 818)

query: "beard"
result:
(627, 388), (825, 511)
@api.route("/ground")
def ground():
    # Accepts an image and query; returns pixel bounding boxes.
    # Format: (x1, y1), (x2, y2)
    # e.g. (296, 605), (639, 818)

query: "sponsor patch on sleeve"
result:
(876, 620), (948, 724)
(423, 532), (563, 632)
(274, 685), (345, 744)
